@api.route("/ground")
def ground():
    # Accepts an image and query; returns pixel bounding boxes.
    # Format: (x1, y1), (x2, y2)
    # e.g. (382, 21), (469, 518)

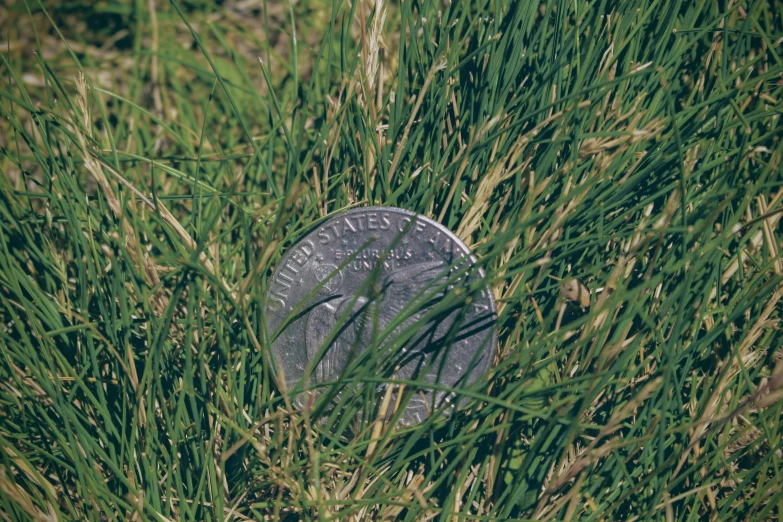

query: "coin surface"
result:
(265, 207), (496, 425)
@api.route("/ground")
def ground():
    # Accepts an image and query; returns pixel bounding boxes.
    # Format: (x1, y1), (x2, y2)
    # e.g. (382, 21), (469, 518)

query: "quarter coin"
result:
(264, 207), (496, 425)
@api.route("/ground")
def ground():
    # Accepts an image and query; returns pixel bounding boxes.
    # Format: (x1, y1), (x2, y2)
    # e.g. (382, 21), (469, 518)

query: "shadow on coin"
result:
(285, 262), (496, 432)
(292, 327), (495, 434)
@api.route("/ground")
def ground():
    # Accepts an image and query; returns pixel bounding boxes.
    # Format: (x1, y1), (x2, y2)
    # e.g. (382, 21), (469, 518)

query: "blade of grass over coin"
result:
(1, 0), (783, 520)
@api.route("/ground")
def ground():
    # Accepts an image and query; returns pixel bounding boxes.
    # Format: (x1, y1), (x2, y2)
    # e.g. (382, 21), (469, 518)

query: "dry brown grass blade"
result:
(672, 287), (783, 481)
(0, 467), (57, 522)
(534, 377), (662, 517)
(387, 58), (447, 185)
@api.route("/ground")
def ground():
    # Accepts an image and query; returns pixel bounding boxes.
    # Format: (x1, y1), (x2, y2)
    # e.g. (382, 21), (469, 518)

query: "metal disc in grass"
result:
(264, 207), (497, 426)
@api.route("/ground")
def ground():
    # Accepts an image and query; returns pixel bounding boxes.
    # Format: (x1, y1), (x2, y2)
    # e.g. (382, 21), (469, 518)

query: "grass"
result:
(1, 0), (783, 520)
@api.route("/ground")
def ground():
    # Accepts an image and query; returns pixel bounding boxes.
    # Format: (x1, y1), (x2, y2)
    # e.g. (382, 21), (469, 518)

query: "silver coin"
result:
(264, 207), (497, 425)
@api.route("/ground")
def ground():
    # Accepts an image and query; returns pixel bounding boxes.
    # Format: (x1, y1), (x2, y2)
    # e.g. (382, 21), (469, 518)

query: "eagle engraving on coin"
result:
(305, 295), (370, 383)
(265, 207), (497, 425)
